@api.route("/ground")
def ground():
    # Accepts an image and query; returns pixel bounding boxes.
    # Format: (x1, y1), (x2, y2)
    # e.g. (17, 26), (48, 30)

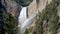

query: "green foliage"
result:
(3, 12), (19, 34)
(18, 0), (59, 34)
(34, 11), (44, 34)
(45, 0), (59, 34)
(33, 0), (59, 34)
(24, 29), (29, 34)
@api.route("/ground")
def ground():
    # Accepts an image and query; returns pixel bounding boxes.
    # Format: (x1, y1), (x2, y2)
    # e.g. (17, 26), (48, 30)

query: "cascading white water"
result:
(18, 7), (27, 34)
(18, 7), (38, 34)
(18, 0), (52, 34)
(18, 7), (27, 26)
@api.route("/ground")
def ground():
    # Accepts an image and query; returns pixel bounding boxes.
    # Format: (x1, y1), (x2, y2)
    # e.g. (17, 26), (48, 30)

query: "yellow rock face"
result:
(19, 0), (53, 34)
(28, 0), (52, 18)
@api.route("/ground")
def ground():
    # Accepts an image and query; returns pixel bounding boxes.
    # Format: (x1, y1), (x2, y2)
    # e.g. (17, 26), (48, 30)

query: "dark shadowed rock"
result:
(14, 0), (33, 7)
(20, 0), (33, 7)
(0, 0), (6, 34)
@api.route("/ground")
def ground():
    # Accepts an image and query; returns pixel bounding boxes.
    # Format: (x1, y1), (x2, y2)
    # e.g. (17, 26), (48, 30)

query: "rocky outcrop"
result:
(1, 0), (60, 34)
(2, 0), (21, 18)
(23, 0), (60, 34)
(1, 0), (21, 34)
(28, 0), (52, 18)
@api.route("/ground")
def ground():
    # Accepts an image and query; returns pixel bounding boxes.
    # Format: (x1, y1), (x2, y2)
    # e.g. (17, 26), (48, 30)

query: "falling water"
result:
(17, 0), (52, 34)
(18, 7), (28, 34)
(18, 7), (27, 26)
(18, 7), (38, 34)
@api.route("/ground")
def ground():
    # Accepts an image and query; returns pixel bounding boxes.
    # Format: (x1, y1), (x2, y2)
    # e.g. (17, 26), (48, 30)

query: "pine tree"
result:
(3, 11), (19, 34)
(33, 0), (59, 34)
(24, 29), (29, 34)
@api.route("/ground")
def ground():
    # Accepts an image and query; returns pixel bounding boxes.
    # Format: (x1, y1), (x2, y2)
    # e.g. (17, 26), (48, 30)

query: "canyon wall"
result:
(1, 0), (60, 34)
(24, 0), (60, 34)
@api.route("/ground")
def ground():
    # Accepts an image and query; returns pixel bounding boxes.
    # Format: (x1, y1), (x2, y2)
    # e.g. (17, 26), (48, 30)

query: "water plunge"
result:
(18, 7), (38, 34)
(18, 7), (27, 25)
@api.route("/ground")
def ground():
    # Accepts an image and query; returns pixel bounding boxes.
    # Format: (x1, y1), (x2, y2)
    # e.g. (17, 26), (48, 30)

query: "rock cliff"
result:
(1, 0), (60, 34)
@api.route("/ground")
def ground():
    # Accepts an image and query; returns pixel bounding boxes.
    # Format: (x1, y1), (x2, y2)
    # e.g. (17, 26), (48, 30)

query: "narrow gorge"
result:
(0, 0), (60, 34)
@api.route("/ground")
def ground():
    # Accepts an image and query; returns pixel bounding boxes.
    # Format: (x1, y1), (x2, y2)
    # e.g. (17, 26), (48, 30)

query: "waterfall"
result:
(18, 7), (27, 26)
(18, 7), (38, 34)
(18, 7), (27, 34)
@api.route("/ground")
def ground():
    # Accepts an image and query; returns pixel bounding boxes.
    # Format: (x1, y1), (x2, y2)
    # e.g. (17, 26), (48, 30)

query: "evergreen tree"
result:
(24, 29), (29, 34)
(33, 0), (59, 34)
(3, 11), (19, 34)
